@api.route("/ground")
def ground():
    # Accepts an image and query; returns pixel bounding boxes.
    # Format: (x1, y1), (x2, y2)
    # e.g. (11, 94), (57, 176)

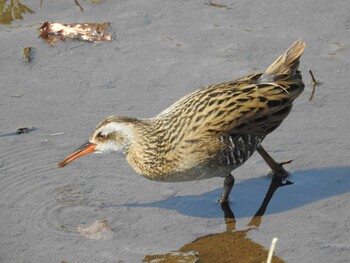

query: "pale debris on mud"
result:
(76, 219), (113, 240)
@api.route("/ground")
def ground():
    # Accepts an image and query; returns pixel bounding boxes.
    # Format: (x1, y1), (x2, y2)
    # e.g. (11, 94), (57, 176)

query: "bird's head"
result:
(58, 116), (137, 168)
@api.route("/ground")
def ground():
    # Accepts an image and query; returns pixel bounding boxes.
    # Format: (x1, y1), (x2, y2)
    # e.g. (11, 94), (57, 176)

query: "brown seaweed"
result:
(0, 0), (34, 24)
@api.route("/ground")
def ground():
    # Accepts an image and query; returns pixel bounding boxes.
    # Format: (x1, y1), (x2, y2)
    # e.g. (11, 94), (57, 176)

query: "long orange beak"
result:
(58, 142), (96, 168)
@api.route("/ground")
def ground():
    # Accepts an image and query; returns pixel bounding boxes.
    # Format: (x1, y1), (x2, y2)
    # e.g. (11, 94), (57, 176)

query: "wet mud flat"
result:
(1, 0), (350, 262)
(141, 168), (350, 262)
(143, 176), (288, 263)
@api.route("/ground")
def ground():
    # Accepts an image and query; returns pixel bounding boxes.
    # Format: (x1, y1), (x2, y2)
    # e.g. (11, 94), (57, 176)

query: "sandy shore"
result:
(1, 0), (350, 262)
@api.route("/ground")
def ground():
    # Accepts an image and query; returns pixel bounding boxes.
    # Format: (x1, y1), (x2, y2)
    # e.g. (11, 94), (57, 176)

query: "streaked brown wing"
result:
(198, 78), (304, 138)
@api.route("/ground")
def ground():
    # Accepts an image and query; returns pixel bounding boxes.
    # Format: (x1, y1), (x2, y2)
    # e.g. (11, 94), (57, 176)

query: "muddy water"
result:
(179, 228), (283, 263)
(0, 139), (88, 241)
(130, 167), (350, 219)
(0, 135), (121, 262)
(143, 177), (288, 263)
(144, 217), (284, 263)
(141, 167), (350, 262)
(1, 131), (349, 262)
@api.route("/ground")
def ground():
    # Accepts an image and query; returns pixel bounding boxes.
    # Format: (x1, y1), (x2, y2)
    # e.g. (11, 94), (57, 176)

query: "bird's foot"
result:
(257, 146), (293, 179)
(269, 159), (293, 178)
(271, 174), (294, 186)
(281, 179), (294, 186)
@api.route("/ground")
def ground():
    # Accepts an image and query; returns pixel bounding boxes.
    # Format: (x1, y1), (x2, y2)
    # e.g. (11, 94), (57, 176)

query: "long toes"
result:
(279, 159), (293, 166)
(282, 180), (294, 186)
(272, 175), (294, 185)
(270, 160), (293, 178)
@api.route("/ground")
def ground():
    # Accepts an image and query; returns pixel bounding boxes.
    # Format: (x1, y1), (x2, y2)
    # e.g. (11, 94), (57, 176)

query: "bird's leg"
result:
(219, 174), (235, 204)
(257, 145), (292, 178)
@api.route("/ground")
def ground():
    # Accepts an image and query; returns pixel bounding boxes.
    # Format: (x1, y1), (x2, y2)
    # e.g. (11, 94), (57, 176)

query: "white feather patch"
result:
(93, 122), (133, 154)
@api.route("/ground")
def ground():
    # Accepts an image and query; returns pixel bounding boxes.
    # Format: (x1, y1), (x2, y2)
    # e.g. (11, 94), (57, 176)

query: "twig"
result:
(50, 132), (65, 136)
(267, 237), (278, 263)
(40, 0), (84, 11)
(205, 2), (230, 8)
(309, 70), (318, 101)
(74, 0), (84, 12)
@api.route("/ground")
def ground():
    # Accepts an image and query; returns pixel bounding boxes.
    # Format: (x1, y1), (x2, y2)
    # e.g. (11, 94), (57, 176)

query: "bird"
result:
(58, 40), (306, 203)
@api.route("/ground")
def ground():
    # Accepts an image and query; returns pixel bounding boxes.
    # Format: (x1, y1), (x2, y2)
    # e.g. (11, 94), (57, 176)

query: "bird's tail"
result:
(261, 39), (306, 81)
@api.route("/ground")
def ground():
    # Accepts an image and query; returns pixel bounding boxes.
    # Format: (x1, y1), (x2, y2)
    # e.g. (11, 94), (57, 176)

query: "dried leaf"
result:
(0, 0), (6, 13)
(0, 0), (34, 25)
(38, 21), (113, 46)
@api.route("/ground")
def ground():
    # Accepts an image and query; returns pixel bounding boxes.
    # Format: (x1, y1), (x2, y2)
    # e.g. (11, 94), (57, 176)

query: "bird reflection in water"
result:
(143, 176), (291, 263)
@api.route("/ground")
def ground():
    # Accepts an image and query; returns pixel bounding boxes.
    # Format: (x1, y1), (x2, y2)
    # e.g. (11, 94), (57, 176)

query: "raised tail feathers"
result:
(261, 39), (306, 81)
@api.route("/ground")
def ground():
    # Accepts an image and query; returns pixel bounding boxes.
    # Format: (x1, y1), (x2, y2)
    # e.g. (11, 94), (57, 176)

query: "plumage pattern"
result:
(87, 40), (306, 182)
(59, 40), (306, 195)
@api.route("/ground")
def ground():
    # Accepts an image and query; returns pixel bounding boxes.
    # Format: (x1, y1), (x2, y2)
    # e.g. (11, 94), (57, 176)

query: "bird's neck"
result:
(124, 118), (165, 176)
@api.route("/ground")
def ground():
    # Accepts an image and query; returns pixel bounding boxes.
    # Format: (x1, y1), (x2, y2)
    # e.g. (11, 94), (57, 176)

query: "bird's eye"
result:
(98, 132), (107, 140)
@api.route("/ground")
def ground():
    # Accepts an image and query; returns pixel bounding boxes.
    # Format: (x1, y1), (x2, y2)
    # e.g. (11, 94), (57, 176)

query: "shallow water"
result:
(143, 178), (287, 262)
(1, 138), (348, 262)
(125, 167), (350, 219)
(108, 167), (350, 262)
(1, 0), (350, 261)
(139, 167), (350, 262)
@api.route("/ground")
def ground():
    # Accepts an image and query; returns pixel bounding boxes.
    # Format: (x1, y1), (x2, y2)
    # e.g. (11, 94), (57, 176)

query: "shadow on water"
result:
(126, 167), (350, 219)
(143, 176), (289, 262)
(142, 167), (350, 262)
